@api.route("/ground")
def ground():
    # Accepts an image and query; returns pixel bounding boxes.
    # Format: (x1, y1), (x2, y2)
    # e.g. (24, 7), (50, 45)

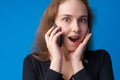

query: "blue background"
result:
(0, 0), (119, 80)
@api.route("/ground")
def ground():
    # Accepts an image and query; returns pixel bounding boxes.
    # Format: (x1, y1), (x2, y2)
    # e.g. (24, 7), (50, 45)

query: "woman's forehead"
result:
(57, 0), (88, 17)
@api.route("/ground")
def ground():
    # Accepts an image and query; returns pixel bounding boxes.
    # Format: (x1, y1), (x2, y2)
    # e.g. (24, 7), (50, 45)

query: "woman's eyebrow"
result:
(60, 14), (88, 18)
(79, 15), (88, 18)
(60, 14), (73, 17)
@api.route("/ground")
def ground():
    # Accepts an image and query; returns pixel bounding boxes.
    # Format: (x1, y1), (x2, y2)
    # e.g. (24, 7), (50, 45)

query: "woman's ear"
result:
(88, 27), (92, 33)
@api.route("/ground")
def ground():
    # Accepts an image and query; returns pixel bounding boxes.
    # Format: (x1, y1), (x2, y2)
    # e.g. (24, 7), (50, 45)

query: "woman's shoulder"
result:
(23, 53), (38, 67)
(87, 49), (110, 57)
(23, 53), (50, 67)
(89, 49), (110, 57)
(85, 49), (111, 61)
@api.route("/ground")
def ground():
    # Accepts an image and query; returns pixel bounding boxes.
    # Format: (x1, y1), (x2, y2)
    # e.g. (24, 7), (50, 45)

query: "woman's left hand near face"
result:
(69, 33), (92, 74)
(70, 33), (92, 61)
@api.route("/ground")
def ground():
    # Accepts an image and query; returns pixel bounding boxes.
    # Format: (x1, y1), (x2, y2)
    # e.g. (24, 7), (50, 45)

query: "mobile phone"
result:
(52, 23), (63, 47)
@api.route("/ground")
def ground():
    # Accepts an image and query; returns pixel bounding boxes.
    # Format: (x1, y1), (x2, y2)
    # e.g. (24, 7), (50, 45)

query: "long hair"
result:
(32, 0), (94, 61)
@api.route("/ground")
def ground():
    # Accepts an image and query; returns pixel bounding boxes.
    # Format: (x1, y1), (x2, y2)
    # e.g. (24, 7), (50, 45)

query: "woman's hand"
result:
(45, 26), (63, 72)
(70, 33), (92, 74)
(70, 33), (92, 60)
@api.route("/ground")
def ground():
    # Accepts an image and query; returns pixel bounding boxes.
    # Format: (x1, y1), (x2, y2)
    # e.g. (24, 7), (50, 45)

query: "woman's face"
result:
(55, 0), (88, 52)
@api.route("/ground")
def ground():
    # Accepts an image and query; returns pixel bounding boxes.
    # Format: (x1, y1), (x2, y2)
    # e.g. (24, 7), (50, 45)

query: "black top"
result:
(22, 50), (114, 80)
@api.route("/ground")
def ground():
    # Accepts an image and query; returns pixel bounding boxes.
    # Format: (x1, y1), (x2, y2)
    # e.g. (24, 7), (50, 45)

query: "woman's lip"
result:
(67, 36), (81, 45)
(68, 36), (80, 38)
(68, 37), (80, 42)
(68, 36), (80, 40)
(67, 38), (81, 47)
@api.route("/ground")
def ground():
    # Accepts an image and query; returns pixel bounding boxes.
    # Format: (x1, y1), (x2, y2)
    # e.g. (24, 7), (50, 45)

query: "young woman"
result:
(23, 0), (114, 80)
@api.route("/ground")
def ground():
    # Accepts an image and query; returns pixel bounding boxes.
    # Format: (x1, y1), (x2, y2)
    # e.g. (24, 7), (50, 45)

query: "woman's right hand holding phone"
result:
(45, 26), (63, 73)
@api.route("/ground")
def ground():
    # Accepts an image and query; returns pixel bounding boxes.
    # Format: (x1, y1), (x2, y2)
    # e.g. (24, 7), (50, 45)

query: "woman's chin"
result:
(66, 46), (78, 52)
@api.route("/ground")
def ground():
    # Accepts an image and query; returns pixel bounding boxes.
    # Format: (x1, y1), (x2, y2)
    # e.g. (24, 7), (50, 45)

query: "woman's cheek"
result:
(80, 29), (88, 42)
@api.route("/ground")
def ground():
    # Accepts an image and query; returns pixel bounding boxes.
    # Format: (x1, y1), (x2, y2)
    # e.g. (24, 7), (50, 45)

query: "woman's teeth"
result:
(68, 37), (80, 42)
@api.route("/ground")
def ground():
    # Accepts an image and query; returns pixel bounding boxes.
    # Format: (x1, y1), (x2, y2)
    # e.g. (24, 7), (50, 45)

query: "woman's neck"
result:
(61, 46), (85, 61)
(61, 46), (72, 61)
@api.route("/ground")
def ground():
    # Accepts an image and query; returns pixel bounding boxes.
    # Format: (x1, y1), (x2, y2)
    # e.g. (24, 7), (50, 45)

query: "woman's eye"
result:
(63, 17), (70, 22)
(79, 18), (87, 23)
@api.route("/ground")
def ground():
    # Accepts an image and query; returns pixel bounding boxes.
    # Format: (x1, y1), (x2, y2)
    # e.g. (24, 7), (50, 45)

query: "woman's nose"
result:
(71, 21), (80, 33)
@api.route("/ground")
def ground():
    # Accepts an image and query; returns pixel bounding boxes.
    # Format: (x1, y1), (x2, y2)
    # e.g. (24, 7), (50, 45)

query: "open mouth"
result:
(68, 37), (80, 42)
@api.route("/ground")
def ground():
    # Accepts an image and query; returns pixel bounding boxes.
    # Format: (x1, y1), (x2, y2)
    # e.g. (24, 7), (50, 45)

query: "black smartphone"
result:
(52, 23), (63, 47)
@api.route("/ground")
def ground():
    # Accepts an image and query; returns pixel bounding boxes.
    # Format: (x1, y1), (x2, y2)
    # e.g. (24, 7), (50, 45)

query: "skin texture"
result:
(45, 0), (92, 79)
